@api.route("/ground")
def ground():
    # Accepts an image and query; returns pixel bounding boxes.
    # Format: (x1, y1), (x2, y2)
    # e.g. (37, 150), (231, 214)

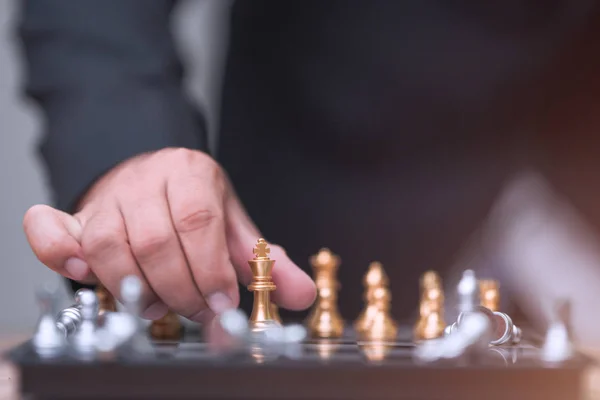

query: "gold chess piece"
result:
(95, 284), (117, 316)
(354, 261), (389, 333)
(149, 310), (182, 341)
(248, 238), (279, 332)
(305, 248), (344, 338)
(413, 270), (446, 341)
(270, 302), (282, 324)
(360, 286), (398, 341)
(479, 279), (500, 311)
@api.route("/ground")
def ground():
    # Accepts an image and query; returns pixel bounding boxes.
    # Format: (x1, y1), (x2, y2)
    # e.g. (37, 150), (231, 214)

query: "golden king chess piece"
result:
(354, 261), (389, 333)
(413, 270), (446, 340)
(248, 238), (279, 332)
(149, 310), (183, 341)
(305, 248), (344, 338)
(360, 285), (397, 341)
(479, 279), (500, 311)
(95, 284), (117, 316)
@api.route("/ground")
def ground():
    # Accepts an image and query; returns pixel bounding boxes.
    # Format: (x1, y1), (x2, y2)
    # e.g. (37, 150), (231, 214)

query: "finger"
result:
(120, 183), (210, 322)
(224, 183), (317, 311)
(81, 206), (167, 320)
(23, 204), (93, 282)
(167, 156), (239, 314)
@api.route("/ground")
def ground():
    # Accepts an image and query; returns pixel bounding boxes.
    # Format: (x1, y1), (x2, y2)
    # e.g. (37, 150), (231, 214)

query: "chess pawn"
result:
(354, 262), (388, 332)
(248, 239), (279, 333)
(457, 269), (479, 314)
(360, 286), (397, 342)
(305, 248), (344, 338)
(149, 310), (182, 341)
(95, 283), (117, 316)
(479, 279), (500, 312)
(414, 271), (446, 340)
(33, 282), (66, 357)
(71, 289), (99, 358)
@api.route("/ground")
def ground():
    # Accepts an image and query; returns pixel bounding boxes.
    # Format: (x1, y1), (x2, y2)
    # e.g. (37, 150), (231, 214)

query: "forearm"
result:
(19, 0), (207, 212)
(486, 171), (600, 346)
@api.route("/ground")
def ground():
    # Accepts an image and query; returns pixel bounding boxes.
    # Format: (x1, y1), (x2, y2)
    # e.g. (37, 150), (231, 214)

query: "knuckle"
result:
(174, 207), (221, 233)
(23, 204), (51, 227)
(130, 231), (173, 263)
(82, 228), (122, 259)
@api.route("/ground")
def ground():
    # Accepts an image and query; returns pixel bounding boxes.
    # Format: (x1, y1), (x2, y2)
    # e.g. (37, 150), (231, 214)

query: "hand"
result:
(23, 148), (316, 321)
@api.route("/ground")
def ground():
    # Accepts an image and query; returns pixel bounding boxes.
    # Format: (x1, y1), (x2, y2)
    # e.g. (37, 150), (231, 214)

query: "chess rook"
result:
(305, 248), (344, 338)
(479, 279), (500, 312)
(247, 238), (278, 332)
(414, 270), (446, 341)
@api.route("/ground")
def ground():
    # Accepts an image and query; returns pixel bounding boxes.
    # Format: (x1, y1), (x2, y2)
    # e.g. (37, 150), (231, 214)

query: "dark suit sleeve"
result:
(18, 0), (208, 212)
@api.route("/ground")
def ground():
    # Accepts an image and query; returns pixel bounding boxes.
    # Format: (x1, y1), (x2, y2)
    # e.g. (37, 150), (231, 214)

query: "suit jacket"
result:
(18, 0), (600, 320)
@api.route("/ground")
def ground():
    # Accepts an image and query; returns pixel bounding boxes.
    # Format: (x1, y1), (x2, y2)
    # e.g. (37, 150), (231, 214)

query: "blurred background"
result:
(0, 0), (231, 335)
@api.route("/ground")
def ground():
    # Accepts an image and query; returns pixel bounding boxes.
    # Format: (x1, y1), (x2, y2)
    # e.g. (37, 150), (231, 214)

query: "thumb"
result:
(224, 189), (316, 311)
(23, 204), (95, 283)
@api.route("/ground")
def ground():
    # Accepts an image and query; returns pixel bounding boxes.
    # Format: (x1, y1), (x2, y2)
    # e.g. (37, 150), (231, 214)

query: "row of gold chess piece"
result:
(302, 248), (501, 342)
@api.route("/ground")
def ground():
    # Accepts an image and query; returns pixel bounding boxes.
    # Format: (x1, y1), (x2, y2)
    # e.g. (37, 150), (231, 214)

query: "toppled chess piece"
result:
(415, 309), (492, 362)
(360, 286), (397, 342)
(542, 299), (573, 363)
(32, 282), (66, 358)
(414, 271), (446, 341)
(355, 261), (389, 333)
(479, 279), (500, 312)
(247, 239), (279, 333)
(305, 248), (344, 338)
(446, 306), (522, 346)
(56, 288), (91, 337)
(70, 289), (99, 358)
(149, 310), (182, 341)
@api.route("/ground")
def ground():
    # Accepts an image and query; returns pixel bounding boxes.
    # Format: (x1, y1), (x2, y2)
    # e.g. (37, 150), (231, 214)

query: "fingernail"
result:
(64, 257), (88, 280)
(142, 302), (169, 320)
(207, 292), (233, 314)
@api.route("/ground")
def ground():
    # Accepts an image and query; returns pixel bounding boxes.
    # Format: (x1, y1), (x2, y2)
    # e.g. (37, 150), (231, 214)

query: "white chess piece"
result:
(32, 282), (66, 358)
(70, 289), (99, 358)
(542, 299), (573, 364)
(457, 270), (478, 314)
(120, 275), (153, 354)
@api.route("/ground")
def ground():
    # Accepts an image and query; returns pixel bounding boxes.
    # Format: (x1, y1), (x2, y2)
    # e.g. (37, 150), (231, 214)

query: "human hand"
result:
(23, 148), (316, 321)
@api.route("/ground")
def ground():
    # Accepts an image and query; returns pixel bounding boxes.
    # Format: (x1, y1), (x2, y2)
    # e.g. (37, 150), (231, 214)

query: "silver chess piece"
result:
(121, 275), (153, 354)
(32, 282), (66, 358)
(55, 288), (93, 337)
(457, 269), (478, 314)
(542, 299), (573, 363)
(70, 289), (99, 358)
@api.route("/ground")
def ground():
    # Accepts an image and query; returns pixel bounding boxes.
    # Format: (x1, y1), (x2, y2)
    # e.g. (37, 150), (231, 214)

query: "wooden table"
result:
(1, 336), (599, 400)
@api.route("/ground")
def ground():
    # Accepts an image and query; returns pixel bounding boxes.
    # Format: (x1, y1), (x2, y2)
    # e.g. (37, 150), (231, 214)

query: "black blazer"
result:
(18, 0), (600, 320)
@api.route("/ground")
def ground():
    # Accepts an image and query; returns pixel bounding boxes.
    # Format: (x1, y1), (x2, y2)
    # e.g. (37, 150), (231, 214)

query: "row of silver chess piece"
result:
(415, 270), (574, 364)
(32, 275), (308, 360)
(32, 275), (150, 358)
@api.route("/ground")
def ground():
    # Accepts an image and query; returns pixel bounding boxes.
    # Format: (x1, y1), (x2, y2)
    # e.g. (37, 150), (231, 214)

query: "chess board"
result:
(6, 324), (591, 400)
